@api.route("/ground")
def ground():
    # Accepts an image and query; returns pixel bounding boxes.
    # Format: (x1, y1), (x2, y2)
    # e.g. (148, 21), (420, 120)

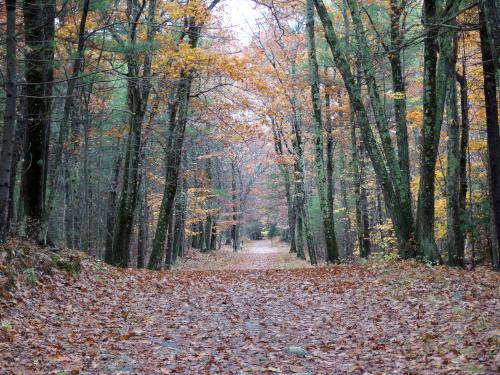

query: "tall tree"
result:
(110, 0), (156, 266)
(306, 0), (339, 262)
(389, 0), (411, 209)
(480, 0), (499, 87)
(0, 0), (17, 242)
(21, 0), (56, 239)
(456, 47), (470, 254)
(270, 118), (297, 254)
(148, 0), (221, 270)
(39, 0), (91, 245)
(446, 35), (464, 267)
(314, 0), (414, 259)
(479, 7), (500, 270)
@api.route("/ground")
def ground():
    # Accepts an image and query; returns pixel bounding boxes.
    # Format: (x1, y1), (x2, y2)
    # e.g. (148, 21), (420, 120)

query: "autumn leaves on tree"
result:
(0, 0), (499, 270)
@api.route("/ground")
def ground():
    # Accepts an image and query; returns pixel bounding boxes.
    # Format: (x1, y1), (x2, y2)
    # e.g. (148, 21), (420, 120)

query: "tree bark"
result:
(389, 0), (411, 209)
(270, 119), (297, 253)
(290, 81), (317, 265)
(172, 182), (187, 264)
(446, 35), (464, 266)
(457, 65), (469, 237)
(137, 171), (148, 269)
(324, 71), (336, 234)
(306, 0), (338, 262)
(0, 0), (17, 242)
(480, 9), (500, 270)
(21, 0), (55, 239)
(147, 1), (220, 270)
(38, 0), (90, 245)
(416, 0), (457, 263)
(315, 0), (415, 259)
(231, 159), (239, 252)
(480, 0), (500, 87)
(104, 154), (122, 263)
(111, 0), (155, 267)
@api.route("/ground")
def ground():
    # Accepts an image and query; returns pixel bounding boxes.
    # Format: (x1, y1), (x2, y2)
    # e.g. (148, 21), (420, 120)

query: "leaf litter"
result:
(0, 240), (498, 374)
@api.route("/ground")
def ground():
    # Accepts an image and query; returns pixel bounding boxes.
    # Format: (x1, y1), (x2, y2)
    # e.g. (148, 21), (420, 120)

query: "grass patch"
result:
(51, 254), (81, 276)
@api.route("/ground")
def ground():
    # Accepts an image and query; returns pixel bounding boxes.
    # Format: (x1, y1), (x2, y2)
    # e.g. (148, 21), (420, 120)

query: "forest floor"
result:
(0, 240), (499, 374)
(174, 240), (310, 271)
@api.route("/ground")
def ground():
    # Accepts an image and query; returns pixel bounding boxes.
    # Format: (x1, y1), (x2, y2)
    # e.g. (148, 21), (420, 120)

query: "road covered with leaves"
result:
(0, 241), (499, 374)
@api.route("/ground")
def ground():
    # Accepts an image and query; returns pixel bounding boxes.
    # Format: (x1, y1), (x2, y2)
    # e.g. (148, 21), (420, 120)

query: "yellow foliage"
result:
(407, 109), (423, 131)
(469, 139), (487, 152)
(386, 91), (406, 100)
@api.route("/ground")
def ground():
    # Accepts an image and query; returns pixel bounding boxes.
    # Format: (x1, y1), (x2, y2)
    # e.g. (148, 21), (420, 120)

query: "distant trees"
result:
(268, 223), (278, 246)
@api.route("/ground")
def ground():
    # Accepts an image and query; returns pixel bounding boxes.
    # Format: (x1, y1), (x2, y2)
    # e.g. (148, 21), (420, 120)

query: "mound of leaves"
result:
(0, 238), (111, 298)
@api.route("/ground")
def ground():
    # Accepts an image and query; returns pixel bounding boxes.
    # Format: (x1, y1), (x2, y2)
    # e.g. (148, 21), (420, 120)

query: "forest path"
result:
(174, 239), (310, 272)
(1, 248), (498, 374)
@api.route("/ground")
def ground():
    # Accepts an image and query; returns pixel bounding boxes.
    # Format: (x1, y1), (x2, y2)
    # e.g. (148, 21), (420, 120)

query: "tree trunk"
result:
(148, 2), (220, 269)
(306, 0), (338, 262)
(137, 172), (148, 269)
(294, 178), (305, 260)
(324, 71), (336, 237)
(172, 183), (187, 264)
(270, 118), (297, 253)
(290, 80), (317, 264)
(480, 9), (500, 270)
(446, 35), (464, 267)
(165, 209), (175, 269)
(285, 170), (297, 253)
(104, 154), (122, 263)
(480, 0), (500, 87)
(416, 0), (456, 263)
(231, 160), (239, 252)
(148, 24), (202, 269)
(350, 117), (363, 257)
(315, 0), (415, 259)
(38, 0), (90, 245)
(111, 0), (155, 267)
(389, 0), (411, 209)
(21, 0), (55, 239)
(339, 152), (352, 258)
(203, 157), (214, 252)
(457, 65), (469, 239)
(0, 0), (17, 242)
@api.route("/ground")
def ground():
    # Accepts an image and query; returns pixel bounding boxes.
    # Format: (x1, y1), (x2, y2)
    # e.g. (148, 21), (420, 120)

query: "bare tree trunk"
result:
(172, 181), (187, 263)
(480, 0), (499, 87)
(137, 171), (148, 269)
(306, 0), (338, 262)
(0, 0), (17, 241)
(389, 0), (411, 209)
(231, 160), (239, 252)
(315, 0), (415, 259)
(457, 44), (470, 254)
(21, 0), (55, 239)
(480, 9), (500, 270)
(351, 118), (363, 257)
(111, 0), (155, 267)
(360, 144), (371, 258)
(104, 154), (122, 263)
(416, 0), (456, 263)
(38, 0), (90, 244)
(270, 118), (297, 253)
(446, 34), (464, 266)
